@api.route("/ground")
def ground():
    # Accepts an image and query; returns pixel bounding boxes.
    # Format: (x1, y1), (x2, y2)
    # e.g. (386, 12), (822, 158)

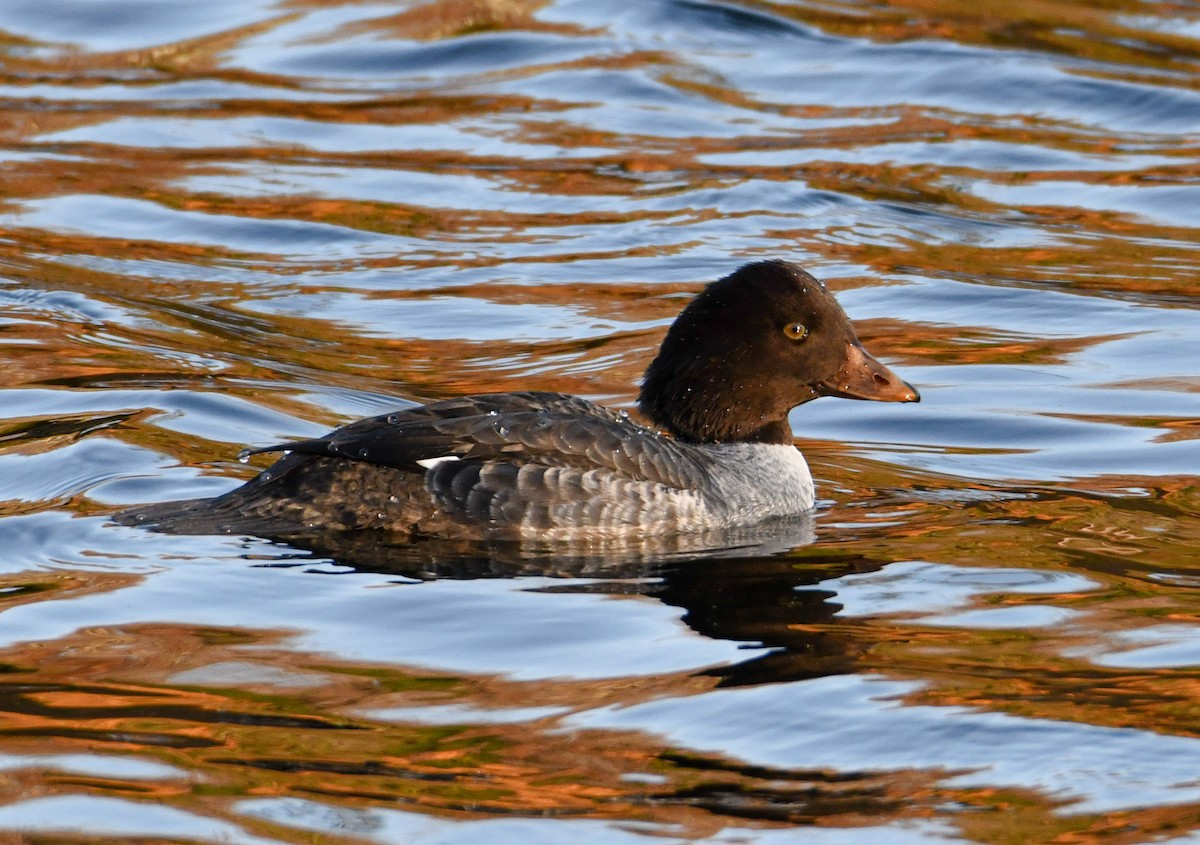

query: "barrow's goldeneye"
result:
(117, 260), (918, 540)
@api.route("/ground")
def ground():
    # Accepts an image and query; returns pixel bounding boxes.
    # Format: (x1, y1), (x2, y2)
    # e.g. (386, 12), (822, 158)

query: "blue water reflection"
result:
(1, 0), (1198, 840)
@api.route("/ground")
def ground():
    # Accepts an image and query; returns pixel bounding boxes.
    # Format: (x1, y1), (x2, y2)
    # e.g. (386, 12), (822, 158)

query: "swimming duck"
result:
(117, 260), (918, 540)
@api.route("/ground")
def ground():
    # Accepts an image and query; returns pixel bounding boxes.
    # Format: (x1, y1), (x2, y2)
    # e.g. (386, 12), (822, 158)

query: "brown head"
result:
(638, 260), (918, 444)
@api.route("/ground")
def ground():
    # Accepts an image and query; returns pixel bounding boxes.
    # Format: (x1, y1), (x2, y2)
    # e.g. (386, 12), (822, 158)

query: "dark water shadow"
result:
(235, 515), (892, 690)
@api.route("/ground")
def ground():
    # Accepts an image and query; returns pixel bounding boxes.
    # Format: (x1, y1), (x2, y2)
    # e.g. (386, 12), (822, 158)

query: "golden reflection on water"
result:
(1, 0), (1199, 841)
(0, 491), (1197, 843)
(750, 0), (1200, 72)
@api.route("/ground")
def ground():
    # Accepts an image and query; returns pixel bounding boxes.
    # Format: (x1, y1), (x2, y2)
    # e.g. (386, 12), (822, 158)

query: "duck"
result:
(116, 260), (919, 541)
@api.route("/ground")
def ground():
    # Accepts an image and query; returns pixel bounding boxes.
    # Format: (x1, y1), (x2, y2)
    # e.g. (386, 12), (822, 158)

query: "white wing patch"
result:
(416, 455), (462, 470)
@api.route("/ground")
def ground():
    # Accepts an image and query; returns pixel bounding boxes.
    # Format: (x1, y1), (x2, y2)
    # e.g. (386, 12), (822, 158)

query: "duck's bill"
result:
(817, 343), (920, 403)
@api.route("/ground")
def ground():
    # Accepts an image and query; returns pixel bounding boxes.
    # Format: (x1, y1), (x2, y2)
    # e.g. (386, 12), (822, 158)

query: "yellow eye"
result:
(783, 322), (809, 341)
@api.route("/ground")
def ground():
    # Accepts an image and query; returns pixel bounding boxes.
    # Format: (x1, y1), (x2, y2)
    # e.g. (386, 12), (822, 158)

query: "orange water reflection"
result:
(1, 0), (1199, 841)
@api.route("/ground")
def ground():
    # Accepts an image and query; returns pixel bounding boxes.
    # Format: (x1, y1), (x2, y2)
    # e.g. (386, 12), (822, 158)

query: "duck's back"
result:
(116, 391), (759, 539)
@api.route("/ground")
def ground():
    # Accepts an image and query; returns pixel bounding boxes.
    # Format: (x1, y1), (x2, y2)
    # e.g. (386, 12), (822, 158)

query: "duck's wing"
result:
(116, 391), (719, 538)
(246, 391), (713, 492)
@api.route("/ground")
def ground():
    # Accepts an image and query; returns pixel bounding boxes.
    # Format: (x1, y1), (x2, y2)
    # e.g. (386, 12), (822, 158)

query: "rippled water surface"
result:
(2, 0), (1199, 842)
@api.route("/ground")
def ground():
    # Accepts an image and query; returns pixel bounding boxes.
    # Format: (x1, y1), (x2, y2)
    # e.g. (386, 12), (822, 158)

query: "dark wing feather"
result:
(245, 391), (713, 491)
(117, 391), (718, 538)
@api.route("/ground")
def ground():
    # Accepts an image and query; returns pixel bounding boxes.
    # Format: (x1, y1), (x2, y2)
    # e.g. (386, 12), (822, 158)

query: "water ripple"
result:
(1, 0), (1198, 839)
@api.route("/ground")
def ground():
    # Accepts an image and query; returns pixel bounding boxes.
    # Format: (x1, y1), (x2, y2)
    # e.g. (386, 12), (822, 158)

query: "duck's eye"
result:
(783, 322), (809, 341)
